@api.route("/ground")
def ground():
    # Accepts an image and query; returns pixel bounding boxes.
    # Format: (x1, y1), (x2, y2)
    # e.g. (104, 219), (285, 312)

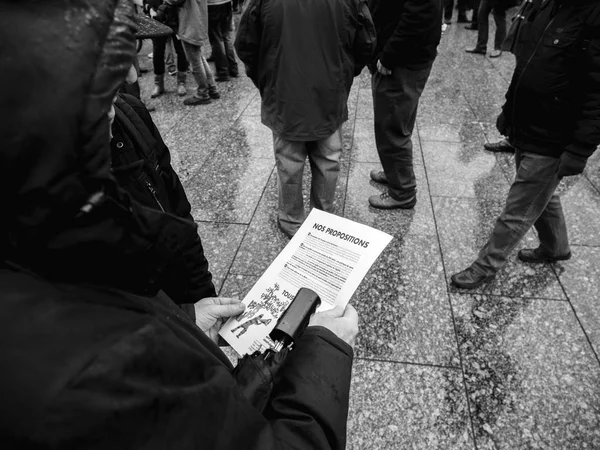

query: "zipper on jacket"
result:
(145, 179), (165, 212)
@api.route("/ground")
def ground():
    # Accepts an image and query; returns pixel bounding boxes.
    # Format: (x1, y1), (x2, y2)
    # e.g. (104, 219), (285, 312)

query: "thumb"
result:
(321, 305), (345, 318)
(207, 303), (246, 320)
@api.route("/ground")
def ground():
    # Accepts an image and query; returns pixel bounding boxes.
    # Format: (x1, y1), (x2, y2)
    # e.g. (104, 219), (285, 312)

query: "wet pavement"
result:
(139, 18), (600, 450)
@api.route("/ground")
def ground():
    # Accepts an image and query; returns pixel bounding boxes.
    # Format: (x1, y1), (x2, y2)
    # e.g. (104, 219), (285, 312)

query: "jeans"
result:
(208, 2), (239, 77)
(472, 149), (569, 276)
(475, 0), (507, 51)
(273, 128), (343, 236)
(152, 35), (188, 76)
(182, 41), (216, 98)
(372, 64), (432, 202)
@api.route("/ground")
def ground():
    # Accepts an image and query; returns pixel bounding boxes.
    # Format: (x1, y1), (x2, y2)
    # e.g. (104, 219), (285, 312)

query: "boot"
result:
(176, 72), (187, 97)
(151, 74), (165, 98)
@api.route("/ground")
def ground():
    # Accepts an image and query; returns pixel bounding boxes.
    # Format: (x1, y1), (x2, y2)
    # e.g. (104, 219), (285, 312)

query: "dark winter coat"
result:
(0, 267), (353, 449)
(368, 0), (443, 70)
(235, 0), (376, 141)
(498, 0), (600, 161)
(0, 1), (353, 447)
(111, 94), (216, 305)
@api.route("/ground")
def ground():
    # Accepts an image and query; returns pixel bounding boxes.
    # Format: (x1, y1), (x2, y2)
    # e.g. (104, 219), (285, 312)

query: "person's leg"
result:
(469, 149), (563, 276)
(273, 134), (308, 236)
(475, 0), (491, 51)
(223, 4), (239, 76)
(182, 41), (210, 102)
(172, 35), (189, 73)
(371, 64), (432, 206)
(165, 36), (176, 75)
(309, 128), (343, 213)
(151, 36), (167, 97)
(492, 5), (507, 50)
(444, 0), (455, 22)
(471, 0), (480, 27)
(531, 194), (570, 257)
(200, 53), (219, 98)
(457, 0), (468, 21)
(209, 4), (229, 79)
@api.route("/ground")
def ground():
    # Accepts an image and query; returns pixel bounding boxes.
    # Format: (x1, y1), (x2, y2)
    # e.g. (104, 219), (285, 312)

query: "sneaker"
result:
(369, 169), (388, 185)
(183, 95), (211, 106)
(490, 49), (503, 58)
(368, 191), (416, 210)
(168, 67), (177, 76)
(451, 267), (495, 289)
(518, 248), (572, 264)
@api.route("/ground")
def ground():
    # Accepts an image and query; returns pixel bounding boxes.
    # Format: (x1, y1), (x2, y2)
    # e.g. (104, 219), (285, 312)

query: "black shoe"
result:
(518, 248), (572, 264)
(208, 88), (220, 100)
(229, 71), (239, 78)
(484, 139), (514, 153)
(451, 267), (495, 289)
(465, 48), (486, 55)
(368, 192), (416, 210)
(465, 24), (478, 30)
(183, 95), (211, 106)
(444, 18), (452, 25)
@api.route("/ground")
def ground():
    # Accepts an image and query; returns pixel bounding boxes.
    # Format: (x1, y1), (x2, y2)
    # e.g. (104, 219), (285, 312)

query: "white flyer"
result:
(219, 209), (393, 355)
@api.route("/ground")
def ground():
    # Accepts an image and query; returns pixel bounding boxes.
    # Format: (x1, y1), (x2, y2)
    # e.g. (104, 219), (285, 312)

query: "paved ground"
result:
(139, 16), (600, 450)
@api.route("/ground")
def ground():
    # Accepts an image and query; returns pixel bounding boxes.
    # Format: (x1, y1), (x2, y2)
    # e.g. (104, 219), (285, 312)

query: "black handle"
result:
(269, 287), (321, 347)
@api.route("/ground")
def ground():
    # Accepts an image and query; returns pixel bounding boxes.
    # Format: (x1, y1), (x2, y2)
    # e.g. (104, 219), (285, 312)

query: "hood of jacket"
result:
(0, 0), (198, 292)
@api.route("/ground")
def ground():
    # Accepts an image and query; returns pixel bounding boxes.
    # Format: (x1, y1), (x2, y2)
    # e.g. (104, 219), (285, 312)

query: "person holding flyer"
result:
(0, 2), (358, 449)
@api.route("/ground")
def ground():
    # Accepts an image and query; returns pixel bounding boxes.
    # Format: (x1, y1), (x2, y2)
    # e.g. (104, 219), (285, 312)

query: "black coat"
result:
(235, 0), (376, 140)
(368, 0), (443, 70)
(0, 267), (353, 449)
(111, 94), (217, 305)
(499, 0), (600, 160)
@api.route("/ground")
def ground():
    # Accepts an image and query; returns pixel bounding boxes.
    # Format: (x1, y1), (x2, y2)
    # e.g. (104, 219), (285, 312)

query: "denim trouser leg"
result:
(182, 41), (212, 98)
(273, 136), (308, 235)
(372, 64), (432, 202)
(273, 129), (342, 235)
(307, 128), (342, 213)
(471, 149), (569, 275)
(208, 3), (237, 77)
(224, 24), (239, 75)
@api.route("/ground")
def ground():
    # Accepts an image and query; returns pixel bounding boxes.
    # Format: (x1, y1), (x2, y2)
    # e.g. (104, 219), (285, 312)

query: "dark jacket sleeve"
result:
(38, 319), (353, 450)
(127, 97), (217, 303)
(379, 0), (440, 69)
(353, 0), (377, 74)
(565, 35), (600, 162)
(235, 0), (262, 88)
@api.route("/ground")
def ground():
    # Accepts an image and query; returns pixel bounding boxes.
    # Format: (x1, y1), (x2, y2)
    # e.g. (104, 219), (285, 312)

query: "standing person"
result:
(452, 0), (600, 289)
(157, 0), (220, 105)
(465, 0), (511, 58)
(208, 0), (239, 81)
(146, 0), (190, 98)
(0, 1), (360, 448)
(367, 0), (442, 209)
(235, 0), (376, 237)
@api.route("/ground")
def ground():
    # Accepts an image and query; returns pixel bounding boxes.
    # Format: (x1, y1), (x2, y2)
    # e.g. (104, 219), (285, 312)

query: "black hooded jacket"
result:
(499, 0), (600, 161)
(0, 1), (353, 448)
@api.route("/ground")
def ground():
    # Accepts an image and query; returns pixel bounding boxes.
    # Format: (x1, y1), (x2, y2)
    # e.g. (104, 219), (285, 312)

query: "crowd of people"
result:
(1, 0), (599, 448)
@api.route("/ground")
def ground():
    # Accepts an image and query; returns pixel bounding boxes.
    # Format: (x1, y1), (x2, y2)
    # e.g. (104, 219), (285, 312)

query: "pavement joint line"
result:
(353, 356), (461, 371)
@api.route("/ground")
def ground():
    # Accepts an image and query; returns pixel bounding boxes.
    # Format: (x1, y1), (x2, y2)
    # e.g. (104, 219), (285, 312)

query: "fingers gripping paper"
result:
(219, 210), (393, 355)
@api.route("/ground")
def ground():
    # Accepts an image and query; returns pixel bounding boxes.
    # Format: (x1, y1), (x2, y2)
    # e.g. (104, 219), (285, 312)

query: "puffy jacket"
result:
(111, 94), (217, 305)
(368, 0), (442, 70)
(235, 0), (376, 141)
(499, 0), (600, 161)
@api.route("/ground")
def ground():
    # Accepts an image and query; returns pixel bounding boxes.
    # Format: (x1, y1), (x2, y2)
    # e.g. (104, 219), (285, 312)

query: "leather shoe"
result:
(490, 49), (503, 58)
(484, 138), (514, 153)
(370, 169), (388, 184)
(465, 48), (486, 55)
(369, 192), (416, 209)
(451, 267), (495, 289)
(518, 248), (572, 263)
